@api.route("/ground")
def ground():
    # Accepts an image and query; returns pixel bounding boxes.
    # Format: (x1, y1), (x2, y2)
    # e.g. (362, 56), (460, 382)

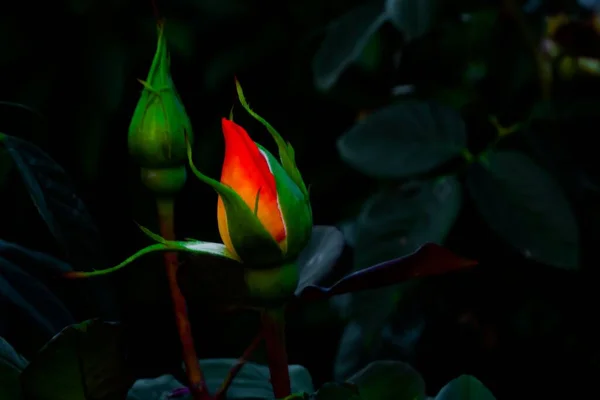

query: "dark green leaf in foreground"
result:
(0, 134), (106, 270)
(467, 151), (579, 269)
(347, 360), (426, 400)
(21, 319), (133, 400)
(312, 0), (387, 91)
(1, 337), (28, 400)
(0, 249), (74, 353)
(435, 375), (496, 400)
(337, 101), (467, 179)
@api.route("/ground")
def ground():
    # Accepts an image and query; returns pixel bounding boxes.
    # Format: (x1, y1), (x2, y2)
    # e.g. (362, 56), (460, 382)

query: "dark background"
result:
(2, 0), (600, 398)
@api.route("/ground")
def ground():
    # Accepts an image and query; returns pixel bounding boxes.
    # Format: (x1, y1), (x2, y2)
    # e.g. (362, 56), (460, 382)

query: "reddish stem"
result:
(157, 198), (211, 400)
(261, 308), (291, 398)
(215, 332), (264, 400)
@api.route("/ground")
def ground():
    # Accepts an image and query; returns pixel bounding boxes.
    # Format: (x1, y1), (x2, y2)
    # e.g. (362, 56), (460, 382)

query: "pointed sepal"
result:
(234, 78), (309, 198)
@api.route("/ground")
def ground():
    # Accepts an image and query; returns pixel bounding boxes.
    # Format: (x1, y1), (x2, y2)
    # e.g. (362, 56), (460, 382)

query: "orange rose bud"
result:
(217, 119), (287, 257)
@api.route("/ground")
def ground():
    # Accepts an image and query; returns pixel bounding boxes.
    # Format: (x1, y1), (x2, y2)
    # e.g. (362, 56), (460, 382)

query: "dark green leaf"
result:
(467, 151), (579, 269)
(127, 359), (314, 399)
(21, 319), (132, 400)
(312, 0), (387, 90)
(296, 226), (345, 294)
(335, 178), (461, 378)
(347, 360), (426, 400)
(337, 101), (467, 179)
(354, 177), (462, 270)
(0, 134), (106, 270)
(0, 239), (117, 330)
(0, 337), (27, 400)
(385, 0), (437, 41)
(0, 250), (74, 353)
(435, 375), (495, 400)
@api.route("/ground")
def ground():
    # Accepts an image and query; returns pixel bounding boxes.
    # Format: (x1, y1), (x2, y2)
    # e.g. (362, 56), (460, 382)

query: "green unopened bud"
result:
(128, 21), (193, 169)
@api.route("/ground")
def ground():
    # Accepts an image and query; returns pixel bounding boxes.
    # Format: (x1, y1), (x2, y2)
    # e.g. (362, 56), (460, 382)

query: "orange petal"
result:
(218, 118), (286, 244)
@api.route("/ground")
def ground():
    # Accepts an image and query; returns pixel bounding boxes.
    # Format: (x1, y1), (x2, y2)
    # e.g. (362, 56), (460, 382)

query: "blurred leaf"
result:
(21, 319), (132, 400)
(337, 101), (467, 179)
(435, 375), (495, 400)
(0, 134), (106, 269)
(347, 360), (426, 400)
(312, 0), (387, 90)
(333, 177), (461, 377)
(296, 226), (345, 294)
(0, 246), (74, 352)
(297, 243), (477, 301)
(0, 238), (118, 325)
(127, 360), (314, 399)
(467, 151), (579, 269)
(385, 0), (437, 41)
(333, 321), (367, 380)
(354, 177), (462, 270)
(0, 337), (27, 400)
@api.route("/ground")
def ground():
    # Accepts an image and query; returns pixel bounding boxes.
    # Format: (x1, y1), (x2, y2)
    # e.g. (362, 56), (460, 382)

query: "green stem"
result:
(157, 197), (210, 400)
(261, 307), (291, 399)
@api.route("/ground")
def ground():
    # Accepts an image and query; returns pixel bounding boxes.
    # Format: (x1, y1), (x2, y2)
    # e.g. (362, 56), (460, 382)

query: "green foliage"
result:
(467, 150), (579, 268)
(1, 0), (598, 399)
(312, 1), (388, 91)
(20, 319), (132, 400)
(337, 102), (467, 179)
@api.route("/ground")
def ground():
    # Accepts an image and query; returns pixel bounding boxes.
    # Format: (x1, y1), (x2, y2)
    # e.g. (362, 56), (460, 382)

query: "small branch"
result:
(215, 332), (264, 400)
(157, 197), (210, 400)
(261, 308), (291, 398)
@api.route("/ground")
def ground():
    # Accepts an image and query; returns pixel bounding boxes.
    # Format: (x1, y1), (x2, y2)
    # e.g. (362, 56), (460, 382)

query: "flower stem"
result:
(215, 332), (263, 400)
(261, 307), (291, 399)
(157, 197), (210, 400)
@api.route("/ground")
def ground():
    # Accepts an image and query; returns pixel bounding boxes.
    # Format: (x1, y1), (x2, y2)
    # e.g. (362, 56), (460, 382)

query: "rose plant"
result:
(0, 15), (492, 400)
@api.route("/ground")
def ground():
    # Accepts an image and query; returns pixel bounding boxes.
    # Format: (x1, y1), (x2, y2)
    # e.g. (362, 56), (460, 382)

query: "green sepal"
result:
(65, 235), (238, 279)
(234, 79), (309, 198)
(258, 144), (313, 260)
(186, 141), (285, 266)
